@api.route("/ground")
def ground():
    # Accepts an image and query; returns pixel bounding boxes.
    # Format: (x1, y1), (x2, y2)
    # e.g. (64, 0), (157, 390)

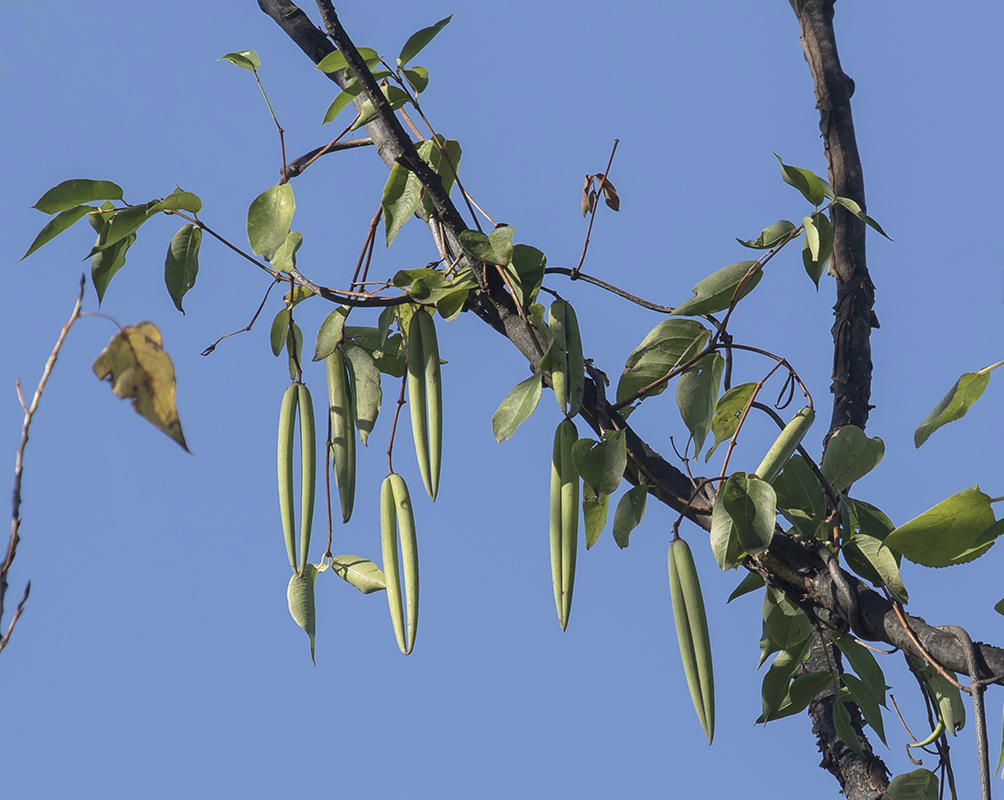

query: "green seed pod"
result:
(550, 418), (579, 630)
(277, 383), (299, 572)
(668, 537), (715, 744)
(326, 347), (356, 523)
(408, 310), (443, 501)
(296, 383), (316, 574)
(754, 406), (815, 484)
(548, 300), (584, 417)
(381, 473), (420, 654)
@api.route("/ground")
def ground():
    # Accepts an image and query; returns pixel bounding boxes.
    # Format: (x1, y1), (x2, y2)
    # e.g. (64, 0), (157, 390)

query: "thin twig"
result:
(545, 266), (675, 313)
(2, 277), (86, 655)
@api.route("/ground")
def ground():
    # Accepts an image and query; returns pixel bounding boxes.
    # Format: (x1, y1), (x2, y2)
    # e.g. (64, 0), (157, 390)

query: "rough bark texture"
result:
(258, 2), (999, 797)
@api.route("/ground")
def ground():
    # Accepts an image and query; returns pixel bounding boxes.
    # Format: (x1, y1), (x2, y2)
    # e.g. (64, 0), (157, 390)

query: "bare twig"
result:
(2, 277), (86, 655)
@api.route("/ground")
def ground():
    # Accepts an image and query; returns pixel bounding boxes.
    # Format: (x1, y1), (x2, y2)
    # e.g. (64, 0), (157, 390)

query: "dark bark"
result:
(259, 2), (1000, 796)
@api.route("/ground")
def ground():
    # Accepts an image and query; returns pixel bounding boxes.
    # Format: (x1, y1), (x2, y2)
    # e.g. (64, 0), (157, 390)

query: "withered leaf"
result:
(92, 321), (189, 452)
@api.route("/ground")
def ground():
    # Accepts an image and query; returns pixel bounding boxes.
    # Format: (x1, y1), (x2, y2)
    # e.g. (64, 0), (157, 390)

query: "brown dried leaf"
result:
(600, 177), (620, 211)
(581, 174), (595, 217)
(92, 321), (189, 452)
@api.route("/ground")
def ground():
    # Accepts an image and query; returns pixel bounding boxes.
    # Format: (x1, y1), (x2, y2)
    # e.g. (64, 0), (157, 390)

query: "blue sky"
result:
(1, 2), (1002, 798)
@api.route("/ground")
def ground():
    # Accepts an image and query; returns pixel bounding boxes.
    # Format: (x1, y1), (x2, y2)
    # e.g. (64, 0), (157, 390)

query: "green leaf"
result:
(330, 555), (386, 594)
(737, 219), (797, 249)
(33, 179), (123, 214)
(671, 261), (762, 317)
(833, 196), (892, 240)
(491, 374), (543, 442)
(458, 226), (514, 267)
(612, 485), (648, 549)
(21, 205), (93, 260)
(151, 187), (203, 214)
(995, 598), (1004, 617)
(914, 364), (1001, 447)
(344, 344), (381, 446)
(218, 50), (260, 71)
(570, 429), (627, 496)
(398, 14), (453, 68)
(774, 154), (831, 207)
(287, 564), (318, 664)
(89, 206), (135, 305)
(763, 586), (811, 650)
(92, 202), (156, 251)
(383, 157), (424, 247)
(247, 184), (295, 260)
(844, 533), (908, 603)
(760, 669), (830, 724)
(617, 320), (709, 405)
(832, 699), (863, 756)
(509, 244), (547, 309)
(270, 309), (289, 357)
(322, 83), (363, 125)
(710, 499), (744, 571)
(720, 473), (776, 556)
(705, 382), (756, 462)
(583, 484), (609, 549)
(773, 456), (825, 518)
(726, 571), (764, 603)
(884, 770), (938, 800)
(819, 425), (884, 493)
(350, 85), (411, 131)
(422, 137), (462, 208)
(841, 674), (887, 745)
(270, 231), (303, 274)
(164, 224), (202, 313)
(885, 486), (1002, 568)
(315, 47), (380, 74)
(832, 633), (888, 708)
(676, 353), (724, 456)
(313, 306), (351, 362)
(757, 637), (813, 722)
(801, 212), (833, 288)
(402, 66), (430, 95)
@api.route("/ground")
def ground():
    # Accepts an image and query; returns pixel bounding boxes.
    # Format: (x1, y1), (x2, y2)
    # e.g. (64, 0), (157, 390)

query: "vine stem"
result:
(2, 276), (86, 656)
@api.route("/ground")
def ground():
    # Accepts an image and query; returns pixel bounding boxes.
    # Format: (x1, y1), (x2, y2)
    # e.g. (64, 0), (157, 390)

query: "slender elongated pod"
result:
(277, 383), (299, 572)
(754, 406), (815, 484)
(667, 537), (715, 744)
(381, 473), (420, 654)
(550, 419), (579, 630)
(296, 383), (316, 574)
(407, 309), (442, 501)
(326, 347), (356, 522)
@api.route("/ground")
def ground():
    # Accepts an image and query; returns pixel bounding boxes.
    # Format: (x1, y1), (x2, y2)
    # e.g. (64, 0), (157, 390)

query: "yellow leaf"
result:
(92, 321), (189, 452)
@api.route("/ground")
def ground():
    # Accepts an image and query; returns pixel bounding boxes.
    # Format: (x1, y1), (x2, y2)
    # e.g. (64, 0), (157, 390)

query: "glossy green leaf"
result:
(884, 485), (1002, 568)
(331, 555), (386, 594)
(315, 47), (380, 74)
(90, 222), (135, 305)
(612, 485), (648, 549)
(819, 425), (884, 493)
(914, 364), (1000, 447)
(247, 184), (295, 260)
(313, 306), (351, 362)
(710, 498), (744, 571)
(270, 231), (303, 274)
(884, 770), (938, 800)
(671, 261), (762, 317)
(705, 382), (756, 462)
(402, 66), (430, 94)
(458, 226), (514, 267)
(757, 637), (813, 722)
(773, 456), (825, 518)
(737, 219), (797, 249)
(383, 157), (424, 247)
(833, 196), (892, 240)
(322, 83), (363, 124)
(583, 484), (609, 550)
(164, 224), (202, 313)
(152, 187), (203, 214)
(832, 633), (888, 707)
(617, 320), (709, 404)
(491, 374), (543, 442)
(570, 429), (627, 496)
(218, 50), (260, 71)
(676, 353), (724, 456)
(832, 699), (863, 757)
(840, 674), (887, 745)
(760, 668), (829, 724)
(398, 14), (453, 67)
(801, 212), (833, 288)
(844, 533), (908, 603)
(21, 205), (93, 260)
(93, 202), (156, 251)
(344, 344), (381, 446)
(270, 309), (289, 357)
(509, 244), (546, 309)
(350, 85), (411, 131)
(726, 571), (764, 603)
(763, 586), (811, 650)
(720, 473), (776, 556)
(287, 563), (318, 664)
(33, 179), (123, 214)
(774, 154), (831, 207)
